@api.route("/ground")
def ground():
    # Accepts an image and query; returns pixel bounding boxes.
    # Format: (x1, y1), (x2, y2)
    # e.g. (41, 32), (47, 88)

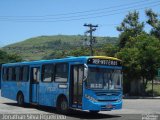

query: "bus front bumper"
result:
(82, 98), (122, 111)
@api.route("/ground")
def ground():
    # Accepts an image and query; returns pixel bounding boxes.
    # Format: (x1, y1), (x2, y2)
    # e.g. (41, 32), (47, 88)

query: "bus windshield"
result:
(87, 67), (122, 90)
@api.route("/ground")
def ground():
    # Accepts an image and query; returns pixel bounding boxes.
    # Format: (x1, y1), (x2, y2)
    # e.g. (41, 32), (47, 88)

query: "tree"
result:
(117, 11), (144, 48)
(0, 50), (8, 64)
(8, 53), (22, 62)
(102, 44), (118, 57)
(69, 47), (90, 56)
(0, 50), (22, 63)
(116, 33), (160, 95)
(116, 46), (141, 94)
(42, 47), (90, 60)
(146, 9), (160, 39)
(132, 34), (160, 95)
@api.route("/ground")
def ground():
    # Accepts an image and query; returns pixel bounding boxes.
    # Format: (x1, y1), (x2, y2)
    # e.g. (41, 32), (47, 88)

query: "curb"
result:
(123, 96), (160, 99)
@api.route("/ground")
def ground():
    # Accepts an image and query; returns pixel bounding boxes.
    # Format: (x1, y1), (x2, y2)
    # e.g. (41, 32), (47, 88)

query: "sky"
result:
(0, 0), (160, 47)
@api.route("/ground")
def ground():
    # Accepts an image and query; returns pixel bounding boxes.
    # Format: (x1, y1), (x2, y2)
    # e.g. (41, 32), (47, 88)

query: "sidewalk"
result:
(123, 96), (160, 99)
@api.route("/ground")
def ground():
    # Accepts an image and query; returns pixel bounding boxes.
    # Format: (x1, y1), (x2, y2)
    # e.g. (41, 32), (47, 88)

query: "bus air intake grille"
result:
(95, 92), (119, 96)
(98, 99), (118, 102)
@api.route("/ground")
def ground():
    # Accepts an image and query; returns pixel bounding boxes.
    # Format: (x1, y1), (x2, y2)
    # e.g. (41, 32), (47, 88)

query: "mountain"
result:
(2, 35), (118, 60)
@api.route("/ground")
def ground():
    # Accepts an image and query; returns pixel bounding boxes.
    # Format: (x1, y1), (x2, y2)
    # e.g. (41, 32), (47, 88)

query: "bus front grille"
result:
(98, 99), (118, 102)
(95, 92), (119, 96)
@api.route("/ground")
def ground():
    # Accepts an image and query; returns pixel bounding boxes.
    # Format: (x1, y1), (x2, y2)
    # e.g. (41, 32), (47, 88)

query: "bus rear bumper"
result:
(82, 99), (122, 111)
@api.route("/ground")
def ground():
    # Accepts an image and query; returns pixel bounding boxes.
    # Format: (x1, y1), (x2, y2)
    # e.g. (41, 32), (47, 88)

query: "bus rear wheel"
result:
(17, 93), (24, 106)
(56, 97), (69, 114)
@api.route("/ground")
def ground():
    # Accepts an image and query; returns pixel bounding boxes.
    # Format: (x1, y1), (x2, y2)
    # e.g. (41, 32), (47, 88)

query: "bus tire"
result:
(17, 92), (24, 106)
(56, 96), (69, 114)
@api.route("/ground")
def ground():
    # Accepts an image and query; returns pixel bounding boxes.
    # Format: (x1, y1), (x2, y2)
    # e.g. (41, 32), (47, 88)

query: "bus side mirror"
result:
(83, 64), (88, 81)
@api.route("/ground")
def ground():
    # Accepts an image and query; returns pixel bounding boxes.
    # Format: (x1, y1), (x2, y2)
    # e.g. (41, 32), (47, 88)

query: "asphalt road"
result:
(0, 91), (160, 120)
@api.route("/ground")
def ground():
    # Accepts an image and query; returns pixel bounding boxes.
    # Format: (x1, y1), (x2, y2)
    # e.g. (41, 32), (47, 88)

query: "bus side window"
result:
(12, 67), (16, 81)
(21, 66), (29, 82)
(3, 67), (8, 81)
(55, 63), (68, 82)
(8, 67), (13, 81)
(31, 68), (40, 83)
(42, 64), (54, 82)
(15, 67), (20, 81)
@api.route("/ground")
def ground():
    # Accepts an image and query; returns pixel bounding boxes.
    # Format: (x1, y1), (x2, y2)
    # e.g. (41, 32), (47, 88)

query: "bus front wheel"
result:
(56, 96), (69, 114)
(17, 93), (24, 106)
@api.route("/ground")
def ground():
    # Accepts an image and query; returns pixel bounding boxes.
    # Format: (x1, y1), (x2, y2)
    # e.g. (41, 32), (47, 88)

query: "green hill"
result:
(3, 35), (118, 60)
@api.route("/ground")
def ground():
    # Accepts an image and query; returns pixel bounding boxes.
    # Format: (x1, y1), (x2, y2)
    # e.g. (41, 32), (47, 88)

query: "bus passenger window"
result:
(55, 63), (68, 82)
(15, 67), (20, 81)
(21, 66), (29, 81)
(8, 67), (16, 81)
(42, 64), (54, 82)
(3, 67), (8, 81)
(31, 68), (40, 83)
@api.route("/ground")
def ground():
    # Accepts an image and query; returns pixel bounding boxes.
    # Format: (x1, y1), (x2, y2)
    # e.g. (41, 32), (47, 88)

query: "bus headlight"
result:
(116, 98), (122, 102)
(85, 94), (98, 102)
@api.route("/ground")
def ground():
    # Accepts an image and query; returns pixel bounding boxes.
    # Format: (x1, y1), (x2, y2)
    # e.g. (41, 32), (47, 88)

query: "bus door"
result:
(70, 65), (83, 108)
(30, 66), (40, 103)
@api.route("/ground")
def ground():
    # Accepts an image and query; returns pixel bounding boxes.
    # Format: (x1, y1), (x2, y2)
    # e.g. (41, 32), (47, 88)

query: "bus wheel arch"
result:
(16, 91), (24, 106)
(56, 94), (69, 114)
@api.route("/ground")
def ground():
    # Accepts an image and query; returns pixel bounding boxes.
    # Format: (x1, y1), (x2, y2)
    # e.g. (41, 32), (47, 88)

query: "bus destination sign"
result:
(87, 58), (121, 66)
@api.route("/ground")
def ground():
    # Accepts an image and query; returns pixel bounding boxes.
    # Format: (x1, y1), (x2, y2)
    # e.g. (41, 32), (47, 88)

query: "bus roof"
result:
(2, 56), (121, 66)
(92, 56), (121, 61)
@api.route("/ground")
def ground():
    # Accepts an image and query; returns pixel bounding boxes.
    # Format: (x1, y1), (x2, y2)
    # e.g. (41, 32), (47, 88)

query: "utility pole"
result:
(84, 23), (98, 56)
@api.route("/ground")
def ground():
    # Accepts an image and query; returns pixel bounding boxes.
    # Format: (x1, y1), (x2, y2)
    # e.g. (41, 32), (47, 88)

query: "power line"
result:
(1, 0), (159, 21)
(0, 0), (151, 18)
(0, 2), (159, 22)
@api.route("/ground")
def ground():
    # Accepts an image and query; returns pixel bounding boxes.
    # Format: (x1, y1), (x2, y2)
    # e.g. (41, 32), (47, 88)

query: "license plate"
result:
(106, 104), (113, 109)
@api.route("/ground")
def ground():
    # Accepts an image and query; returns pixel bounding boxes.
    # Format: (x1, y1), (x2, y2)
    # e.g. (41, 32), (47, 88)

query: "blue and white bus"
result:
(1, 56), (123, 114)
